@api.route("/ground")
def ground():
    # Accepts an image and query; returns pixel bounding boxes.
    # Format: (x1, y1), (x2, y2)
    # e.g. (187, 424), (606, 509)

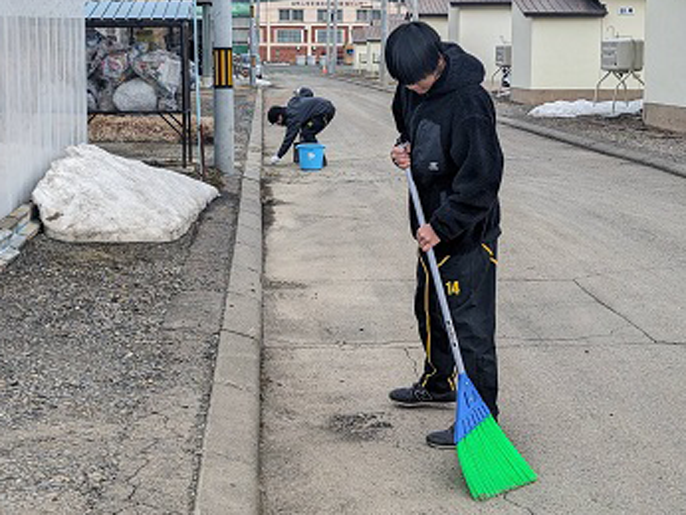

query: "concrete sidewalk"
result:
(194, 90), (265, 514)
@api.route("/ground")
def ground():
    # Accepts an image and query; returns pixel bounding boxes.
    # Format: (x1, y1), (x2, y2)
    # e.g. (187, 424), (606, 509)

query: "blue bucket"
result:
(297, 143), (326, 171)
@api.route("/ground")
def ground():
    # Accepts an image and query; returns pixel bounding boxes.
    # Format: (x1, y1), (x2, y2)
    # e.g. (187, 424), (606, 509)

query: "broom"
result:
(404, 168), (537, 500)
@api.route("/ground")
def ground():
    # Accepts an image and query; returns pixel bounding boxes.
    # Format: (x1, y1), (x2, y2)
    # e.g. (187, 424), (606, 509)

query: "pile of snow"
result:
(32, 145), (219, 243)
(256, 78), (273, 88)
(528, 99), (643, 118)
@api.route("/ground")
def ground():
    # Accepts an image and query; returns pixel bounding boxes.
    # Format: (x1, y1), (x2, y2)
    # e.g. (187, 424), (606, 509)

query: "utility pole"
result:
(326, 0), (333, 75)
(380, 0), (388, 87)
(249, 1), (257, 86)
(412, 0), (419, 21)
(202, 4), (213, 87)
(331, 0), (338, 74)
(213, 0), (234, 175)
(256, 0), (261, 68)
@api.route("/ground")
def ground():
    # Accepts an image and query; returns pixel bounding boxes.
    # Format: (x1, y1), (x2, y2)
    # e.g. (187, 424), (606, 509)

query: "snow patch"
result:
(528, 99), (643, 118)
(32, 145), (219, 243)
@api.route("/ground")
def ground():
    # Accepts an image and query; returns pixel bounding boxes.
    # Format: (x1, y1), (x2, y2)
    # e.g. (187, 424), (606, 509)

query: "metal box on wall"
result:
(602, 39), (644, 72)
(495, 45), (512, 68)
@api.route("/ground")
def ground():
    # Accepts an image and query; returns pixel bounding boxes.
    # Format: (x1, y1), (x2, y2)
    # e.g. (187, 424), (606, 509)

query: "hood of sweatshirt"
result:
(426, 42), (485, 98)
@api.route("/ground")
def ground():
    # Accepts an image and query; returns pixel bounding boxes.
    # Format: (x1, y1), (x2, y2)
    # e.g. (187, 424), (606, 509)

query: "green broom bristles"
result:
(456, 415), (538, 500)
(453, 373), (537, 500)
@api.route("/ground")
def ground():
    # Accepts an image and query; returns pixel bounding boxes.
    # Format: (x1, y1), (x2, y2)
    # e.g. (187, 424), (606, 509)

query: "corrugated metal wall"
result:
(0, 0), (87, 219)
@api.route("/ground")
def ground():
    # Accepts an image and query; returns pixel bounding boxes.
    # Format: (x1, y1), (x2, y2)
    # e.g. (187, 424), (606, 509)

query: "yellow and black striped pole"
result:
(213, 47), (233, 89)
(213, 0), (235, 175)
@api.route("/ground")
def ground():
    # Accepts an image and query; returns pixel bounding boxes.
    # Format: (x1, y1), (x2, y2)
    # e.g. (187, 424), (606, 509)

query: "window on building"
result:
(317, 9), (343, 22)
(356, 9), (381, 22)
(276, 29), (303, 43)
(279, 9), (304, 21)
(315, 29), (344, 44)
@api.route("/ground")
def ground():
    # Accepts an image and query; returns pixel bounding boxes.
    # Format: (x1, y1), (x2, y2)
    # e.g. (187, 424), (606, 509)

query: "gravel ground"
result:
(495, 98), (686, 166)
(0, 86), (255, 514)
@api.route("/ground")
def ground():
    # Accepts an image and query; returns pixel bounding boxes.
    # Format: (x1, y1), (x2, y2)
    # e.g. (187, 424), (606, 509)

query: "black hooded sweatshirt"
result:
(392, 42), (503, 256)
(276, 96), (336, 158)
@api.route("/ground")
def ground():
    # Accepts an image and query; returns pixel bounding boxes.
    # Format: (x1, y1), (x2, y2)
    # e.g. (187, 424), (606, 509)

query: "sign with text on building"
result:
(290, 1), (373, 6)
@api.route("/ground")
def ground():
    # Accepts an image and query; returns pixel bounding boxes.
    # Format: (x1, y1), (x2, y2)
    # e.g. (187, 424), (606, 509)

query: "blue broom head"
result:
(454, 373), (492, 444)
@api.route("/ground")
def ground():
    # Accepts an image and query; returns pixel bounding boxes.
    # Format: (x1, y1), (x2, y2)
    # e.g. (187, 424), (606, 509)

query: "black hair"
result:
(268, 106), (286, 125)
(385, 22), (442, 85)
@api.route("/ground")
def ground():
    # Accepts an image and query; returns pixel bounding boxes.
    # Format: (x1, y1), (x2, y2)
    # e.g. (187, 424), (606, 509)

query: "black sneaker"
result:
(388, 383), (455, 407)
(426, 426), (455, 450)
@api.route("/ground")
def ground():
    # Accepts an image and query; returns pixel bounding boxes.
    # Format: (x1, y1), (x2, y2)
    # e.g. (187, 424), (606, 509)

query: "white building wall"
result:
(449, 6), (512, 88)
(643, 0), (686, 132)
(353, 42), (367, 71)
(511, 4), (532, 90)
(602, 0), (645, 40)
(0, 0), (87, 219)
(448, 6), (459, 42)
(420, 16), (448, 41)
(366, 41), (382, 75)
(530, 17), (601, 89)
(644, 0), (685, 108)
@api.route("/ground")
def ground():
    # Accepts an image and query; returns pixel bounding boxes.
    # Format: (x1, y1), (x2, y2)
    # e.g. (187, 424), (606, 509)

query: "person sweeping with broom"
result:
(386, 22), (536, 499)
(385, 21), (536, 498)
(387, 20), (503, 449)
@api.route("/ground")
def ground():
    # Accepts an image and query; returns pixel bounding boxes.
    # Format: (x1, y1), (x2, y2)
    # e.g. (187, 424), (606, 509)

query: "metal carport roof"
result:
(84, 1), (194, 21)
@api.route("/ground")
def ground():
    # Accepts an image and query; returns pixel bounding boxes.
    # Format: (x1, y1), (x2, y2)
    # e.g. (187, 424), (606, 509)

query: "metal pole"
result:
(202, 4), (213, 87)
(213, 0), (234, 175)
(412, 0), (419, 21)
(326, 0), (332, 75)
(256, 0), (261, 66)
(249, 2), (257, 86)
(193, 0), (202, 163)
(332, 0), (338, 74)
(380, 0), (388, 87)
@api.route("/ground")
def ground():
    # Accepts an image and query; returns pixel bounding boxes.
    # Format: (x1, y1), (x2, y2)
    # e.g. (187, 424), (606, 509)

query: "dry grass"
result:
(89, 115), (214, 143)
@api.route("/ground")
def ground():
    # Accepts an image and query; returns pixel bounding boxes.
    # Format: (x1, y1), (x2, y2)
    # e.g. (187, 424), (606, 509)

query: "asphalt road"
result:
(259, 68), (686, 514)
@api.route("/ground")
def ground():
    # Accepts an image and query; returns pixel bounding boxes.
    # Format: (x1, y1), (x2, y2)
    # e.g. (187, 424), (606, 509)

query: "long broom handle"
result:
(405, 168), (466, 375)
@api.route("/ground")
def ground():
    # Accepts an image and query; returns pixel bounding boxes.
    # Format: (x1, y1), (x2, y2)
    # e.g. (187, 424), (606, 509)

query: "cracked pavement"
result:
(259, 68), (686, 513)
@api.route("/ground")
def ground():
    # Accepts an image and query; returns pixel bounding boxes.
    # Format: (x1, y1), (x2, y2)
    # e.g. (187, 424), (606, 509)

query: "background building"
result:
(260, 0), (393, 63)
(643, 0), (686, 133)
(351, 14), (405, 75)
(418, 0), (449, 40)
(0, 0), (87, 219)
(448, 0), (511, 89)
(510, 0), (645, 104)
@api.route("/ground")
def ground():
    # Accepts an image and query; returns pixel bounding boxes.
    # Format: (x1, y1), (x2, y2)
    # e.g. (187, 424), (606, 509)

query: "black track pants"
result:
(300, 113), (333, 143)
(414, 241), (499, 416)
(294, 114), (333, 162)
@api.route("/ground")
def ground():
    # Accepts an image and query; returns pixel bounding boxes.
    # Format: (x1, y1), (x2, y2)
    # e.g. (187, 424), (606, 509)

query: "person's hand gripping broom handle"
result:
(404, 168), (466, 376)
